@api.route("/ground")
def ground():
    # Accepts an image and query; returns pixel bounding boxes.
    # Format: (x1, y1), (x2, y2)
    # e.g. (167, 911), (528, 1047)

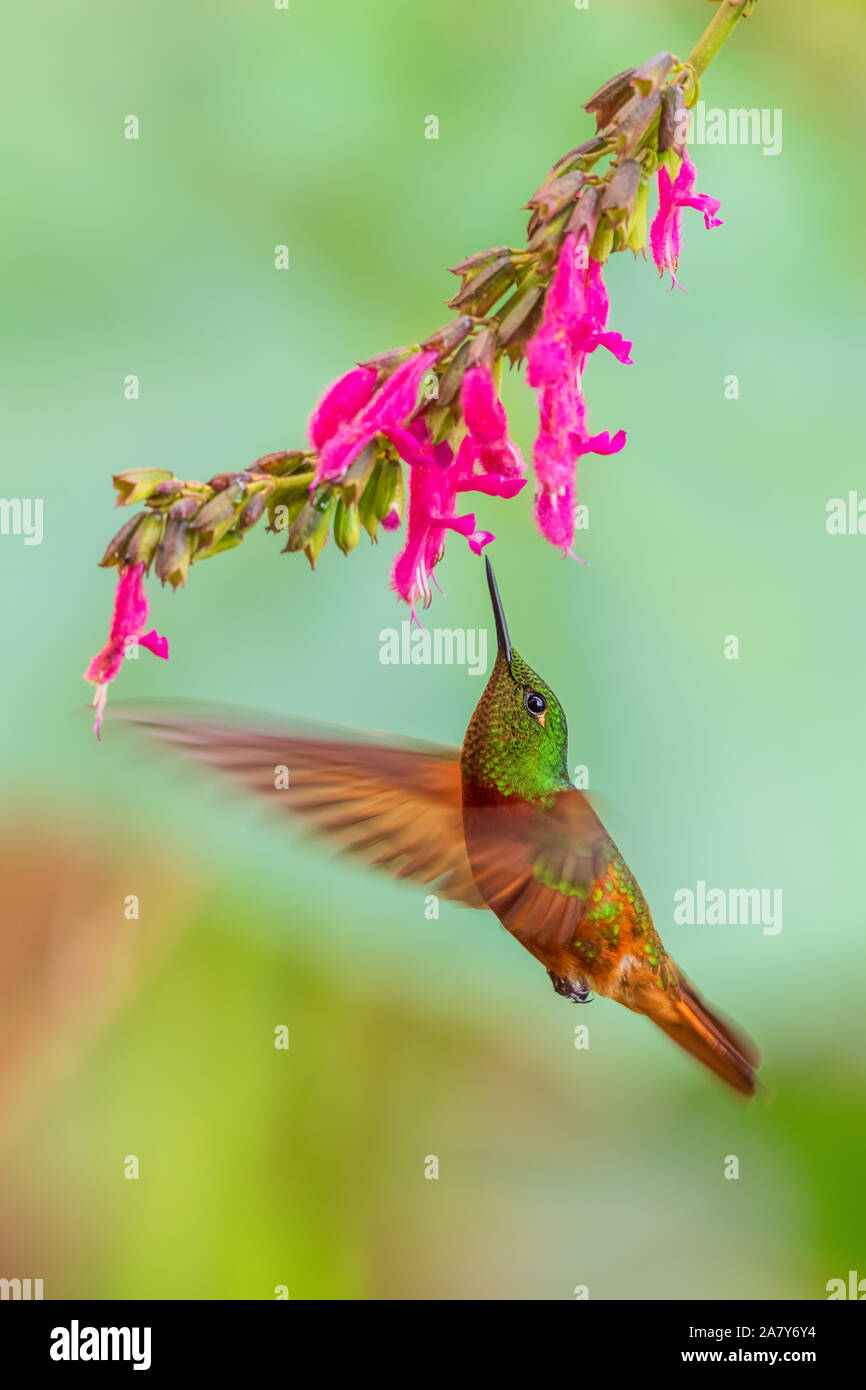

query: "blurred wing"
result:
(0, 818), (190, 1124)
(115, 702), (484, 907)
(463, 788), (612, 962)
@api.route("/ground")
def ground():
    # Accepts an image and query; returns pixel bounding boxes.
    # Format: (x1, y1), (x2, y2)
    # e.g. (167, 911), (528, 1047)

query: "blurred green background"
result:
(2, 0), (865, 1299)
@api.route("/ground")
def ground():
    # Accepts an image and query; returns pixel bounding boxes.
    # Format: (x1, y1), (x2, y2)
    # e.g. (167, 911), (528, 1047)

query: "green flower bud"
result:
(659, 85), (687, 156)
(239, 492), (266, 531)
(266, 472), (315, 511)
(200, 530), (244, 559)
(285, 486), (337, 569)
(467, 325), (497, 373)
(112, 468), (175, 506)
(448, 256), (518, 315)
(424, 405), (453, 447)
(267, 493), (306, 536)
(584, 67), (636, 130)
(333, 497), (362, 554)
(527, 207), (570, 261)
(497, 281), (543, 357)
(98, 513), (143, 568)
(565, 185), (602, 246)
(631, 51), (674, 98)
(614, 92), (661, 158)
(169, 496), (202, 521)
(526, 170), (584, 225)
(590, 217), (615, 263)
(155, 517), (194, 588)
(448, 246), (510, 277)
(205, 472), (237, 492)
(358, 460), (383, 541)
(373, 458), (402, 522)
(625, 177), (650, 258)
(382, 465), (404, 531)
(602, 159), (641, 229)
(436, 340), (471, 408)
(550, 136), (610, 176)
(249, 450), (309, 477)
(146, 478), (186, 506)
(421, 315), (473, 359)
(339, 441), (379, 506)
(189, 480), (246, 554)
(358, 345), (412, 374)
(124, 511), (166, 572)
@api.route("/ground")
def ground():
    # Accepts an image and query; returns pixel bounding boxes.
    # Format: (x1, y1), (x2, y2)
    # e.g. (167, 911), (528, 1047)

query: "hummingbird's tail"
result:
(614, 956), (761, 1095)
(644, 966), (760, 1096)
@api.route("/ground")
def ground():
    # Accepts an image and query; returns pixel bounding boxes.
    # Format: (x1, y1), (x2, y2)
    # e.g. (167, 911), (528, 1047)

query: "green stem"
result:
(687, 1), (755, 79)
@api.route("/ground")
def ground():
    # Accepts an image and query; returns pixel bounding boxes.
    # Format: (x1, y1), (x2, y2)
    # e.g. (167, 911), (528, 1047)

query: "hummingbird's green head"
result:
(460, 558), (570, 802)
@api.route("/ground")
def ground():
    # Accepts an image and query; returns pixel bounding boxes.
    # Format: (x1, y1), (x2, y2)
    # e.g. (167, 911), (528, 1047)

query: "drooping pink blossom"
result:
(308, 365), (378, 451)
(534, 483), (576, 553)
(526, 236), (582, 389)
(649, 153), (723, 288)
(532, 375), (625, 552)
(527, 235), (632, 391)
(574, 260), (634, 369)
(526, 234), (630, 552)
(312, 349), (437, 483)
(534, 379), (582, 493)
(83, 562), (169, 739)
(390, 423), (525, 618)
(535, 379), (625, 486)
(460, 366), (525, 478)
(381, 417), (452, 471)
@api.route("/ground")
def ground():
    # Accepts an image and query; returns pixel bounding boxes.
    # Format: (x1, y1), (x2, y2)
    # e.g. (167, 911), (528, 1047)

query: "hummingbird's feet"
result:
(548, 971), (593, 1004)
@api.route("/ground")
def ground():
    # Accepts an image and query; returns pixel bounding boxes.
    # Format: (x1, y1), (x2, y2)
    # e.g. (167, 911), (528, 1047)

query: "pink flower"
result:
(532, 377), (625, 550)
(312, 350), (437, 483)
(534, 379), (582, 492)
(460, 366), (525, 478)
(526, 234), (629, 552)
(527, 235), (632, 389)
(83, 563), (169, 739)
(534, 483), (575, 552)
(650, 153), (723, 287)
(526, 236), (582, 389)
(308, 365), (378, 451)
(575, 261), (633, 368)
(390, 424), (525, 617)
(381, 418), (452, 471)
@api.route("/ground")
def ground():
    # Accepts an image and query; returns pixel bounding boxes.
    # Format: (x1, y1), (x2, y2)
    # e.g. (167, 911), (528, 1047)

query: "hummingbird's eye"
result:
(524, 689), (547, 719)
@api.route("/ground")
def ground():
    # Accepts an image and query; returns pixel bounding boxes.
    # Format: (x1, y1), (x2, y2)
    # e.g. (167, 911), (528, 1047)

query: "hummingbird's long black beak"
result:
(485, 556), (512, 666)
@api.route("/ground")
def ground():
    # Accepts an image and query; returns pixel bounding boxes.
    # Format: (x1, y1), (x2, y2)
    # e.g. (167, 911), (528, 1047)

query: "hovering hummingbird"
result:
(121, 558), (759, 1096)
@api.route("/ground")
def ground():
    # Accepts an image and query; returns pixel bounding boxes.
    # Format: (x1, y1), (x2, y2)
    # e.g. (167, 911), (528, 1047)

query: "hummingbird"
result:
(120, 558), (760, 1096)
